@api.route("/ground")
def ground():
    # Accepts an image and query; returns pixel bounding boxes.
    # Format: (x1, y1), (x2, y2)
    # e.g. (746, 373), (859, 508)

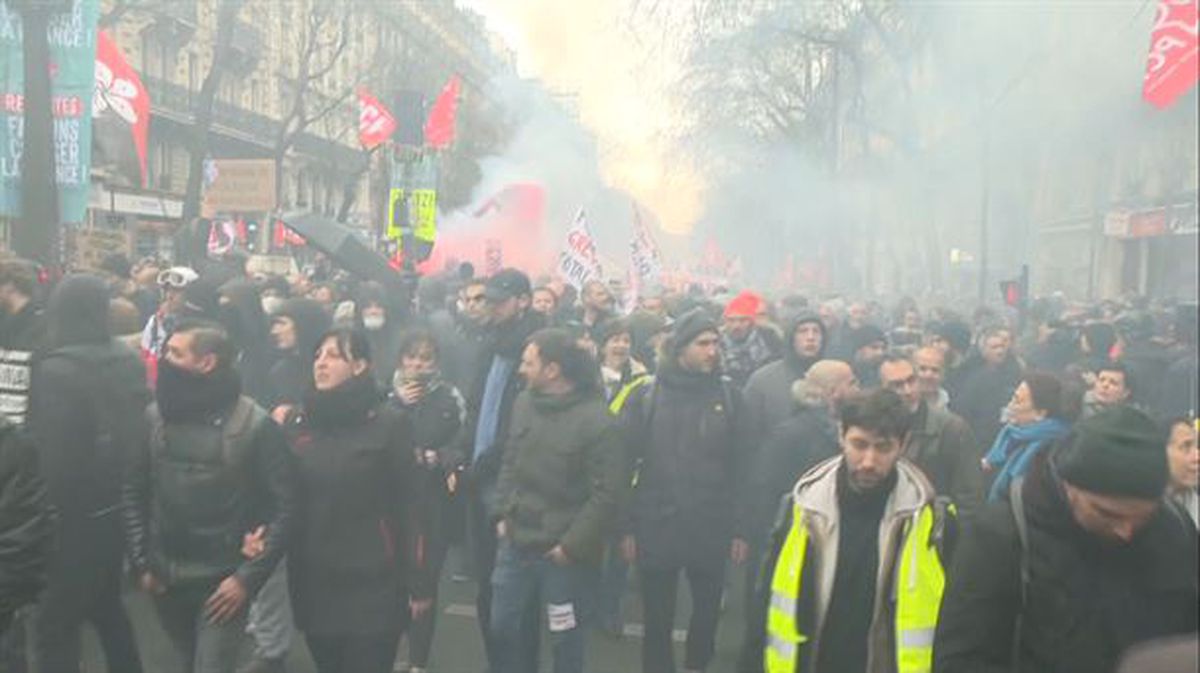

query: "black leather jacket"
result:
(122, 396), (296, 596)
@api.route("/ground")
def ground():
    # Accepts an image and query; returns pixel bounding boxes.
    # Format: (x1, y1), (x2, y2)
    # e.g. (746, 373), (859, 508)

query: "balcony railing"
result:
(142, 76), (360, 167)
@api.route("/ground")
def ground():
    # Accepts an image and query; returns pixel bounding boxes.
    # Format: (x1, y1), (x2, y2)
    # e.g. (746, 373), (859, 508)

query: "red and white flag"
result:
(94, 31), (150, 186)
(556, 208), (603, 290)
(1143, 0), (1199, 109)
(424, 75), (461, 150)
(358, 88), (396, 149)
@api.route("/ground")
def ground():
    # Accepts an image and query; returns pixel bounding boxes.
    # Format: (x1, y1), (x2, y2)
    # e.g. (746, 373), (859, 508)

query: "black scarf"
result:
(156, 358), (242, 424)
(303, 374), (380, 430)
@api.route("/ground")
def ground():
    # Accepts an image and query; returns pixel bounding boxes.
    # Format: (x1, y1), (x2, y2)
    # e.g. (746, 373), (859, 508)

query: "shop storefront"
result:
(1104, 201), (1199, 299)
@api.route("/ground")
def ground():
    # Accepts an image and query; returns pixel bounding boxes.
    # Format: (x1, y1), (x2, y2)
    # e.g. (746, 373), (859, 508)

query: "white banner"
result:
(556, 208), (603, 290)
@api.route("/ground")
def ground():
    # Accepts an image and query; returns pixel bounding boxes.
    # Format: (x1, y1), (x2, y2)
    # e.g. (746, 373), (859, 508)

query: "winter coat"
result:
(217, 279), (275, 405)
(266, 298), (331, 409)
(949, 355), (1023, 449)
(0, 302), (44, 426)
(494, 389), (625, 564)
(123, 395), (296, 597)
(460, 311), (545, 498)
(744, 391), (840, 550)
(0, 419), (53, 633)
(29, 342), (148, 571)
(905, 401), (984, 519)
(622, 362), (749, 570)
(1160, 352), (1198, 419)
(722, 326), (783, 390)
(933, 453), (1199, 673)
(1122, 340), (1173, 414)
(285, 396), (431, 636)
(391, 379), (467, 553)
(740, 457), (942, 673)
(742, 314), (828, 458)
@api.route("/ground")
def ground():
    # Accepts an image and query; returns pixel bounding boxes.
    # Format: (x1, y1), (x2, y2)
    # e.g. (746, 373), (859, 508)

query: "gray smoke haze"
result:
(666, 0), (1197, 299)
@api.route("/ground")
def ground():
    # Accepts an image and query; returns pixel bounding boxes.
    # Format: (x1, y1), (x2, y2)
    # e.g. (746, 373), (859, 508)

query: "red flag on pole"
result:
(1143, 0), (1199, 109)
(94, 31), (150, 186)
(358, 88), (396, 149)
(424, 75), (461, 150)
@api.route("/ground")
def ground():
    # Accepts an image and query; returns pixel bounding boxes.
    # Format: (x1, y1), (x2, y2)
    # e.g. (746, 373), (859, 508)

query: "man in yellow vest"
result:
(740, 388), (955, 673)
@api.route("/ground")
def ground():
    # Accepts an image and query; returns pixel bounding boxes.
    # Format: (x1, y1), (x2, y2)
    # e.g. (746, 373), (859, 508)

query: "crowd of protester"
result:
(0, 249), (1195, 673)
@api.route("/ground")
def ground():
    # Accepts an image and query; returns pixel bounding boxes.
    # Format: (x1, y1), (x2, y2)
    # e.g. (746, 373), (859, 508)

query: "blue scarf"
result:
(985, 418), (1071, 501)
(473, 355), (516, 462)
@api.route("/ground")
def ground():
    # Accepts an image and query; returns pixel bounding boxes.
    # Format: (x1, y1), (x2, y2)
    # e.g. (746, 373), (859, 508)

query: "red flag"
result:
(273, 220), (306, 247)
(94, 31), (150, 186)
(1143, 0), (1199, 109)
(424, 75), (461, 150)
(358, 88), (396, 149)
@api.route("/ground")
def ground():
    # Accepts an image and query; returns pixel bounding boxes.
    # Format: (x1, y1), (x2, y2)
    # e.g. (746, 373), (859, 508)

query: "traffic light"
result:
(999, 264), (1030, 309)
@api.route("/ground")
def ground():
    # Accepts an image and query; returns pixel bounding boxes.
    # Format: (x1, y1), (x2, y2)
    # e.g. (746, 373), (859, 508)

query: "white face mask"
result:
(261, 296), (284, 315)
(363, 313), (386, 331)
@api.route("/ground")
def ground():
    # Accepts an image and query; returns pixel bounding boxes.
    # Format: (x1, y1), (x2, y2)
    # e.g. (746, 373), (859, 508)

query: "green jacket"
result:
(494, 388), (625, 564)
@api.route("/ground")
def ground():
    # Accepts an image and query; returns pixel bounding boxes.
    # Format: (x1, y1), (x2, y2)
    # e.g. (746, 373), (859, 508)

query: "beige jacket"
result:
(790, 456), (937, 673)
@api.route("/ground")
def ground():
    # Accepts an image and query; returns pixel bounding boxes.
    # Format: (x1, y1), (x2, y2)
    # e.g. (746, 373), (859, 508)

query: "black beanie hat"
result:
(933, 320), (972, 354)
(670, 308), (719, 357)
(846, 324), (887, 354)
(1054, 406), (1168, 499)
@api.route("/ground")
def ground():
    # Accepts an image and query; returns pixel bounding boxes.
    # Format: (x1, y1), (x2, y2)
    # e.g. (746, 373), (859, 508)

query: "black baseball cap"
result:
(484, 268), (532, 302)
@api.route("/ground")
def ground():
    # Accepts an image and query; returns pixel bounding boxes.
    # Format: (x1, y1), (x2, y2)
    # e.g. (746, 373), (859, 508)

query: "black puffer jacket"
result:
(934, 453), (1198, 673)
(623, 362), (749, 570)
(286, 376), (431, 636)
(123, 385), (296, 597)
(0, 420), (52, 632)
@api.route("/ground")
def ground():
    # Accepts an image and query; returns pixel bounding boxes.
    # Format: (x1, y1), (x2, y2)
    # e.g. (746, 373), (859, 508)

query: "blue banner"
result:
(0, 0), (100, 223)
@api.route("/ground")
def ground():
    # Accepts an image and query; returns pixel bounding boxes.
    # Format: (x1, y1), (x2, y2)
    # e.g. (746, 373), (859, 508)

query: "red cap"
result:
(724, 291), (763, 319)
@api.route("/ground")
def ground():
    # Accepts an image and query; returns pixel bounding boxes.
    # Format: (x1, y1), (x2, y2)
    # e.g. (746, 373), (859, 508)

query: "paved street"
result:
(71, 555), (749, 673)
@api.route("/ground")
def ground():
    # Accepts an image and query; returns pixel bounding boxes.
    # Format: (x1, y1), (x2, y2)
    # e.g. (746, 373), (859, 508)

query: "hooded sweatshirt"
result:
(31, 275), (149, 528)
(742, 313), (829, 455)
(267, 298), (331, 409)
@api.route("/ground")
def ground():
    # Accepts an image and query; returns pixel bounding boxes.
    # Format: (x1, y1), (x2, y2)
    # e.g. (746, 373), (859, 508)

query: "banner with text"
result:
(557, 208), (602, 290)
(0, 0), (101, 223)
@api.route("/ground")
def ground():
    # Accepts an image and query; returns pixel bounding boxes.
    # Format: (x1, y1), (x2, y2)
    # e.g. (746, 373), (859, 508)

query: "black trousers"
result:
(305, 632), (400, 673)
(32, 520), (142, 673)
(406, 523), (449, 668)
(639, 563), (725, 673)
(469, 493), (500, 665)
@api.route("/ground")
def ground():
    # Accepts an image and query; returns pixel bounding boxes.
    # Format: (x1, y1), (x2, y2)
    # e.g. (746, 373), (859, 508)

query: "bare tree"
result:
(179, 0), (245, 261)
(271, 3), (364, 207)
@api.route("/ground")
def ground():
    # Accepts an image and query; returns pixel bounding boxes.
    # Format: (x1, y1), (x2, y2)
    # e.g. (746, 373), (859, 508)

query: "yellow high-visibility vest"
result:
(764, 502), (948, 673)
(608, 374), (651, 416)
(608, 375), (651, 488)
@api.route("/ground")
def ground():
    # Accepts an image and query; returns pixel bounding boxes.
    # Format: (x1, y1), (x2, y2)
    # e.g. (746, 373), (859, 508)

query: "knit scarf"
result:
(985, 417), (1071, 501)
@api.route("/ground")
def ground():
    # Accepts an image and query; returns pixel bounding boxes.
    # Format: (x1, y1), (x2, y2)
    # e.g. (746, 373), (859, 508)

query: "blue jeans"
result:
(490, 539), (590, 673)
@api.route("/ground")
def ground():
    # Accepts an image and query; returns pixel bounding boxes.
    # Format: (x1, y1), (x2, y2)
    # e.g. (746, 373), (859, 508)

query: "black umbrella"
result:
(279, 211), (405, 291)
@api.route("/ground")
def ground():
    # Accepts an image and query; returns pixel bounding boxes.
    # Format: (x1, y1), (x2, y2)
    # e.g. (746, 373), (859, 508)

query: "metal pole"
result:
(977, 128), (991, 305)
(13, 0), (61, 265)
